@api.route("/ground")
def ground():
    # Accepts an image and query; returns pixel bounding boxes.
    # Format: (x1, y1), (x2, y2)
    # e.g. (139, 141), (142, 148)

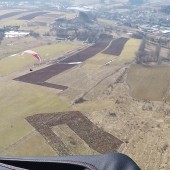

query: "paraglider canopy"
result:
(22, 50), (42, 62)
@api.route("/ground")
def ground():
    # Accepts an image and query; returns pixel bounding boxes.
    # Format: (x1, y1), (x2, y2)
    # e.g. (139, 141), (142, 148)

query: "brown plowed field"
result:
(26, 111), (122, 155)
(18, 12), (48, 20)
(61, 37), (112, 63)
(37, 82), (68, 90)
(14, 64), (75, 89)
(0, 11), (25, 20)
(14, 36), (112, 90)
(102, 37), (129, 56)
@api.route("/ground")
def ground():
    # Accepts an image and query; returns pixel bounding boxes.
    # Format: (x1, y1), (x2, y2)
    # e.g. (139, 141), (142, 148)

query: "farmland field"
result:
(98, 18), (117, 27)
(14, 36), (112, 90)
(61, 36), (112, 63)
(0, 78), (71, 155)
(102, 37), (129, 56)
(0, 11), (25, 20)
(127, 64), (170, 101)
(18, 12), (48, 20)
(0, 41), (83, 75)
(84, 38), (141, 69)
(0, 6), (169, 170)
(15, 63), (76, 90)
(0, 37), (54, 60)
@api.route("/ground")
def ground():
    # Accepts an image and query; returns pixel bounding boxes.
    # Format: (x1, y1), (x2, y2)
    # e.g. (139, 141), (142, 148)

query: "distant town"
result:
(0, 0), (169, 45)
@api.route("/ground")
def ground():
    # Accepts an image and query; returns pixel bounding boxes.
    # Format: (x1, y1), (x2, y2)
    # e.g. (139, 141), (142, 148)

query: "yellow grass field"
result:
(127, 64), (170, 101)
(53, 125), (97, 155)
(0, 11), (33, 27)
(0, 79), (71, 156)
(98, 18), (117, 27)
(0, 19), (27, 27)
(0, 37), (54, 61)
(20, 25), (50, 34)
(0, 41), (83, 75)
(111, 38), (141, 65)
(2, 131), (56, 156)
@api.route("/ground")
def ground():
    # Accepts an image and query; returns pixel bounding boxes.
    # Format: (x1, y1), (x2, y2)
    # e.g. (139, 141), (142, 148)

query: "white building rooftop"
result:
(5, 31), (30, 38)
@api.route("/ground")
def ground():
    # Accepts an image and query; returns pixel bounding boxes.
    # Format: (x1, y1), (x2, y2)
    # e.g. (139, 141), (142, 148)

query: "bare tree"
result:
(135, 38), (146, 64)
(30, 31), (40, 38)
(139, 38), (146, 51)
(155, 44), (161, 63)
(158, 55), (162, 65)
(167, 50), (170, 59)
(136, 50), (145, 64)
(0, 28), (5, 42)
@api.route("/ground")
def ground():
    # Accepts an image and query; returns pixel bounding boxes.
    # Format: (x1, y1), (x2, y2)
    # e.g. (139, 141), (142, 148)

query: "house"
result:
(5, 31), (30, 38)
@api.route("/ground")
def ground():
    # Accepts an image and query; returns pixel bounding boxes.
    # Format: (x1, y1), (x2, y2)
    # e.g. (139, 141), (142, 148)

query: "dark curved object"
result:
(0, 153), (140, 170)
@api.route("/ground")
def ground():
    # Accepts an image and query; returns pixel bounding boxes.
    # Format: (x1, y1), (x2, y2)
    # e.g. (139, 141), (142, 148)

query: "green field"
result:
(127, 64), (170, 101)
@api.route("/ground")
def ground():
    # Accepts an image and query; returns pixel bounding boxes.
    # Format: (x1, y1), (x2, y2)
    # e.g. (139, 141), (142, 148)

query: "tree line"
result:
(0, 29), (5, 44)
(136, 39), (170, 65)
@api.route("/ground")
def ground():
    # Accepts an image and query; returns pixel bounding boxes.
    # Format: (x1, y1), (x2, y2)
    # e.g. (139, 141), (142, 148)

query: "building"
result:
(5, 31), (30, 38)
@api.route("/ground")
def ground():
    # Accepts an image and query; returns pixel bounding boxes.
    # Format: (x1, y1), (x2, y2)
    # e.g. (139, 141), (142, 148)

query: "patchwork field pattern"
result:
(0, 41), (83, 75)
(26, 111), (123, 155)
(14, 37), (113, 90)
(61, 36), (112, 63)
(102, 37), (129, 56)
(0, 11), (25, 20)
(18, 12), (48, 20)
(14, 64), (75, 90)
(1, 33), (159, 169)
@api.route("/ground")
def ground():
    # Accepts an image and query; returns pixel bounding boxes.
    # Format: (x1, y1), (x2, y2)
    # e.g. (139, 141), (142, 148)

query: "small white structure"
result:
(5, 31), (30, 38)
(105, 60), (112, 66)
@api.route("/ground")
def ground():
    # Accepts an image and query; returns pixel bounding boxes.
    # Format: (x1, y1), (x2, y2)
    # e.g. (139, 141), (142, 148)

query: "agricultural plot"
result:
(0, 11), (25, 20)
(47, 63), (123, 101)
(18, 12), (48, 20)
(0, 6), (169, 169)
(26, 111), (122, 155)
(98, 18), (117, 27)
(0, 41), (83, 75)
(32, 13), (64, 23)
(108, 38), (141, 65)
(20, 25), (50, 34)
(62, 37), (112, 63)
(0, 19), (26, 27)
(0, 10), (12, 15)
(14, 37), (112, 90)
(42, 13), (64, 18)
(2, 131), (56, 156)
(102, 37), (129, 56)
(14, 64), (76, 90)
(84, 38), (141, 69)
(0, 78), (71, 155)
(0, 33), (169, 170)
(127, 64), (170, 101)
(0, 37), (51, 60)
